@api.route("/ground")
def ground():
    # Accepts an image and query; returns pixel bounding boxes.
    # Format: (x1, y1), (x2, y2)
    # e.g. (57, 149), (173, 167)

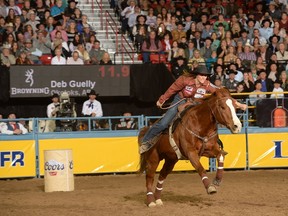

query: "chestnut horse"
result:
(138, 88), (242, 207)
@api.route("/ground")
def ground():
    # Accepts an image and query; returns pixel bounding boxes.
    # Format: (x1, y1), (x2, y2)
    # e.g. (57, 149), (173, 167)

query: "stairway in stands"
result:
(78, 0), (143, 64)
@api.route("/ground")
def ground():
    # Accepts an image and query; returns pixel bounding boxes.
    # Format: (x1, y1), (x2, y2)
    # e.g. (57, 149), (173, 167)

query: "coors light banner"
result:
(10, 65), (130, 98)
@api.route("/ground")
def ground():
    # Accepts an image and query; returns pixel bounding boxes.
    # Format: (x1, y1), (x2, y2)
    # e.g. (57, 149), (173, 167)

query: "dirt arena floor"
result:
(0, 169), (287, 216)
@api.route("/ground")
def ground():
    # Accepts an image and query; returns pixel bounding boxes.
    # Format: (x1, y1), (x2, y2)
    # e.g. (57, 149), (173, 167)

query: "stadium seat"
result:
(40, 54), (52, 65)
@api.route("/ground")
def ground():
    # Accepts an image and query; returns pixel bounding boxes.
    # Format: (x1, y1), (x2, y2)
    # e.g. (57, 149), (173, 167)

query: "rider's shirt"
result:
(158, 75), (218, 103)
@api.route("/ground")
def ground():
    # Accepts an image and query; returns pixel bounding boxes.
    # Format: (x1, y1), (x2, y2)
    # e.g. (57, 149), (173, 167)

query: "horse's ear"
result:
(215, 87), (230, 97)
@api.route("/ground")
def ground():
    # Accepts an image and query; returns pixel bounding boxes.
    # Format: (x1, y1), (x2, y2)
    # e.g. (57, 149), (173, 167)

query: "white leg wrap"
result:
(158, 180), (164, 184)
(147, 192), (153, 195)
(156, 187), (163, 191)
(217, 167), (224, 170)
(219, 155), (224, 163)
(201, 176), (208, 181)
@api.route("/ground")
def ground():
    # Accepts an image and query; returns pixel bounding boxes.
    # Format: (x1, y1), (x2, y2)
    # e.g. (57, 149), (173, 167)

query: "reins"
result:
(160, 98), (186, 110)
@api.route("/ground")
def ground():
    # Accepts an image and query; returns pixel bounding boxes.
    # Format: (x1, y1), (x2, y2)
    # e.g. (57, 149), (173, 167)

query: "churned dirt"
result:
(0, 169), (287, 216)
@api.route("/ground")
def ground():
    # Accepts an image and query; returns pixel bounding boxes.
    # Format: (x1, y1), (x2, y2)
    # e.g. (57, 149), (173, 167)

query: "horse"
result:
(28, 119), (56, 133)
(138, 88), (242, 207)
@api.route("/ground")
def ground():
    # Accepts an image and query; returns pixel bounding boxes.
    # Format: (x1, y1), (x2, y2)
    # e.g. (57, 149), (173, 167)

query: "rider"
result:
(139, 65), (247, 154)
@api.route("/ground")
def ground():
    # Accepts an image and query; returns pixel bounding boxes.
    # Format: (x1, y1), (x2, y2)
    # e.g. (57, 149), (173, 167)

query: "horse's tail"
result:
(137, 127), (149, 174)
(138, 153), (147, 174)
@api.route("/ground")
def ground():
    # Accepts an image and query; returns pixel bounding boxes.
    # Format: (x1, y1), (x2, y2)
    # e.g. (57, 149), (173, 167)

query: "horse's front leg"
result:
(187, 151), (217, 194)
(213, 150), (227, 186)
(154, 158), (177, 206)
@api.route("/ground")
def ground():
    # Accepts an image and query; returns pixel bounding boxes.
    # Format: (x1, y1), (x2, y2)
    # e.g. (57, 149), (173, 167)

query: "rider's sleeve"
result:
(158, 76), (187, 103)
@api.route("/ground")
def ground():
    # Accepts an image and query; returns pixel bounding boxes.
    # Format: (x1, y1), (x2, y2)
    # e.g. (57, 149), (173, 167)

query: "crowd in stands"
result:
(115, 0), (288, 99)
(0, 0), (112, 65)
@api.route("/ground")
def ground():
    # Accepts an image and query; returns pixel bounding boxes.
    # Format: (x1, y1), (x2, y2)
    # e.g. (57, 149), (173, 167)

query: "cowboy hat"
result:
(269, 1), (278, 7)
(213, 63), (224, 71)
(136, 14), (147, 23)
(226, 69), (238, 75)
(261, 19), (272, 27)
(192, 66), (212, 76)
(87, 89), (99, 96)
(259, 40), (268, 47)
(244, 41), (254, 51)
(68, 0), (78, 4)
(24, 39), (32, 44)
(2, 43), (11, 49)
(274, 79), (282, 84)
(5, 22), (14, 28)
(269, 34), (280, 43)
(246, 18), (256, 25)
(257, 69), (267, 76)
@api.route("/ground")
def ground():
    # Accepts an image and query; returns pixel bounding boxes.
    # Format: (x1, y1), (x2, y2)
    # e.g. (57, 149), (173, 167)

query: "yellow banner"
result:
(39, 137), (209, 175)
(219, 134), (246, 169)
(248, 133), (288, 168)
(0, 140), (36, 178)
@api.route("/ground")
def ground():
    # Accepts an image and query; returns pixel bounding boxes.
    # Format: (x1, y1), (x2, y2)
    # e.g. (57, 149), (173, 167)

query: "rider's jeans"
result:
(142, 94), (185, 142)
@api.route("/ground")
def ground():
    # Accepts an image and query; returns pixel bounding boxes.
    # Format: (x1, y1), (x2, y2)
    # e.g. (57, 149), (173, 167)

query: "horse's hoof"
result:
(207, 185), (217, 194)
(148, 202), (157, 208)
(155, 199), (163, 206)
(213, 178), (221, 186)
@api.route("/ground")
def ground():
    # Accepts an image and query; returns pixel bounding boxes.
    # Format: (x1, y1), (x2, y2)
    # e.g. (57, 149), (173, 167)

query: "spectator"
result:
(120, 0), (135, 35)
(141, 30), (163, 63)
(200, 37), (213, 61)
(82, 89), (103, 117)
(52, 38), (71, 58)
(50, 21), (68, 42)
(238, 41), (257, 63)
(16, 50), (33, 64)
(89, 39), (105, 64)
(267, 62), (279, 82)
(267, 1), (281, 21)
(99, 51), (112, 65)
(23, 38), (43, 64)
(145, 7), (157, 29)
(64, 0), (78, 18)
(270, 79), (284, 98)
(223, 69), (239, 93)
(206, 50), (218, 71)
(188, 49), (205, 68)
(33, 30), (52, 55)
(115, 111), (138, 130)
(51, 0), (65, 21)
(68, 33), (83, 52)
(186, 21), (197, 40)
(196, 13), (208, 32)
(191, 31), (204, 50)
(75, 43), (90, 64)
(224, 46), (237, 64)
(67, 50), (84, 65)
(276, 42), (288, 64)
(81, 24), (96, 44)
(85, 34), (97, 52)
(25, 10), (40, 32)
(184, 39), (195, 61)
(156, 22), (171, 41)
(268, 34), (280, 54)
(35, 0), (49, 23)
(240, 70), (255, 93)
(66, 20), (78, 45)
(171, 21), (186, 43)
(259, 18), (274, 42)
(171, 56), (189, 79)
(47, 93), (60, 118)
(254, 69), (274, 98)
(128, 5), (141, 40)
(45, 16), (55, 34)
(209, 64), (226, 85)
(1, 43), (16, 66)
(51, 47), (66, 65)
(279, 70), (288, 91)
(249, 82), (266, 106)
(11, 41), (20, 57)
(1, 113), (28, 135)
(213, 14), (229, 32)
(0, 0), (7, 18)
(6, 0), (22, 16)
(201, 22), (213, 40)
(6, 8), (16, 23)
(256, 40), (272, 64)
(134, 25), (147, 52)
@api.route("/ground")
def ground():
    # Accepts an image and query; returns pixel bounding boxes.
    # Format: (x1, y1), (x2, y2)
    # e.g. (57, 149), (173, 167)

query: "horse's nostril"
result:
(234, 125), (238, 129)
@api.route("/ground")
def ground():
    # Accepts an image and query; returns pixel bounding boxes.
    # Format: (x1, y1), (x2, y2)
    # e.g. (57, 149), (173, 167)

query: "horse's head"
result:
(210, 88), (242, 134)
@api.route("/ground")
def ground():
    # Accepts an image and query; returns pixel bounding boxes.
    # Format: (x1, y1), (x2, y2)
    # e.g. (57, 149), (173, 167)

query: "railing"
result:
(95, 0), (103, 30)
(104, 10), (136, 64)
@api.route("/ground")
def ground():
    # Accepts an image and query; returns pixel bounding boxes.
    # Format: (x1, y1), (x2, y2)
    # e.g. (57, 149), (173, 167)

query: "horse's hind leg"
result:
(154, 159), (177, 206)
(213, 150), (227, 186)
(145, 150), (160, 207)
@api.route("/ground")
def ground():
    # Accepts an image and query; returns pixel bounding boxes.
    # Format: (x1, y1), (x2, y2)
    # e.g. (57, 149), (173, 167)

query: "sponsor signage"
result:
(10, 65), (130, 98)
(248, 133), (288, 168)
(0, 141), (36, 178)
